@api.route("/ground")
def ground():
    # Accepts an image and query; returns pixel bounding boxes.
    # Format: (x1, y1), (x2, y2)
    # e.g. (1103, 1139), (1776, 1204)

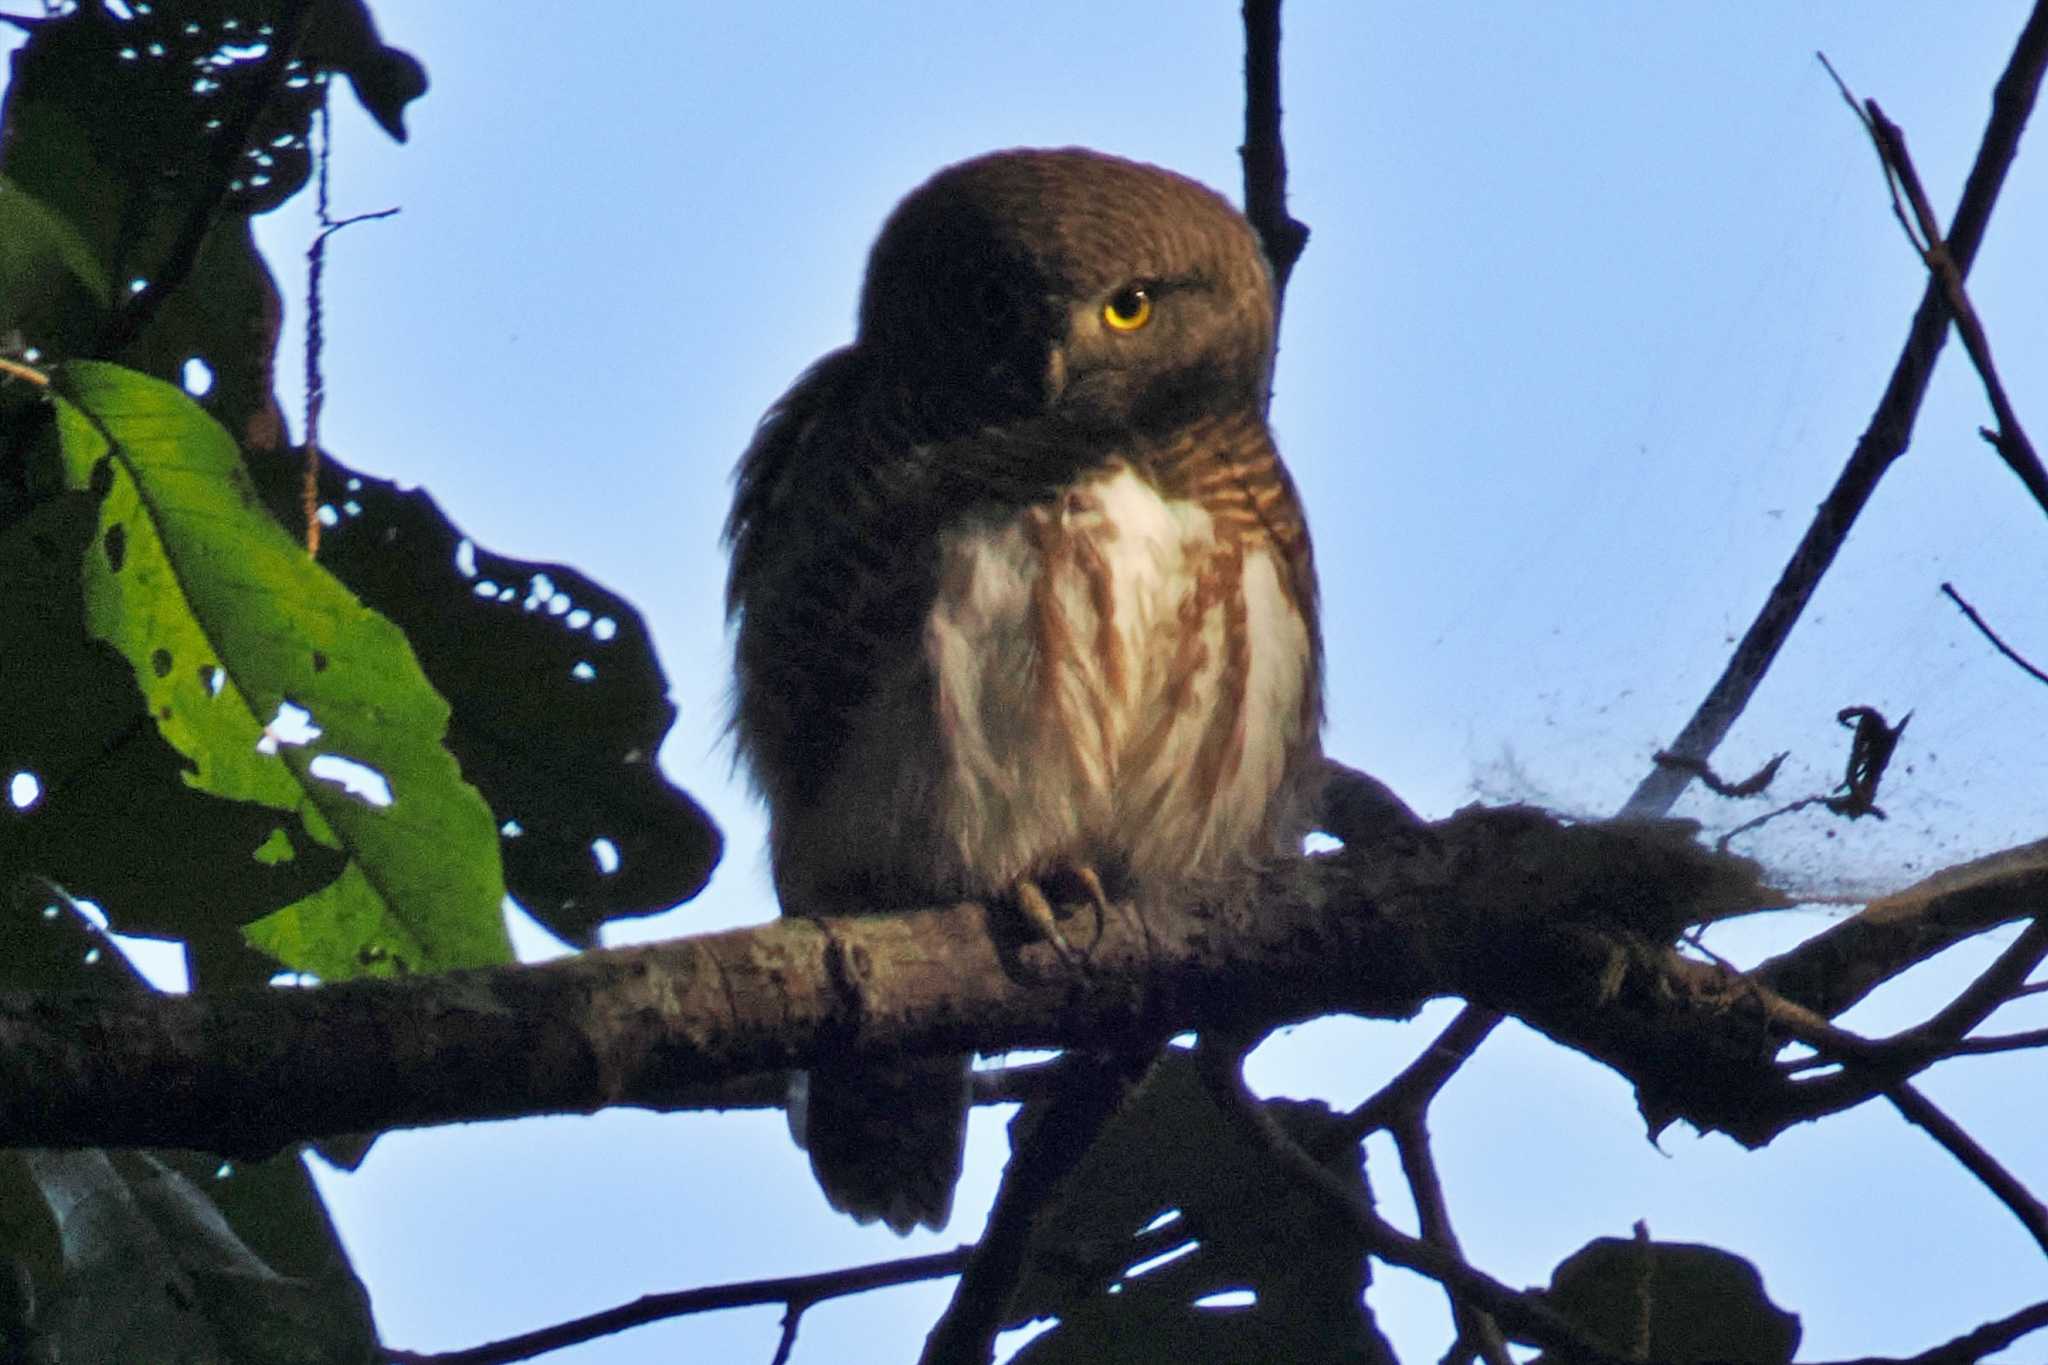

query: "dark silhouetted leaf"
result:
(1536, 1235), (1800, 1365)
(246, 445), (722, 943)
(1007, 1049), (1386, 1365)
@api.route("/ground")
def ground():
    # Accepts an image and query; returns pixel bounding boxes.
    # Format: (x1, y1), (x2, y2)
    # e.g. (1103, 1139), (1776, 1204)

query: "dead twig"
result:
(1820, 53), (2048, 517)
(382, 1245), (974, 1365)
(1192, 1039), (1640, 1364)
(1620, 4), (2048, 820)
(1942, 581), (2048, 687)
(1886, 1081), (2048, 1259)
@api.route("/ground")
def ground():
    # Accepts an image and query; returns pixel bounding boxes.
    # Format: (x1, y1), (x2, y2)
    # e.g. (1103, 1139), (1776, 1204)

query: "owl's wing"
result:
(726, 350), (952, 812)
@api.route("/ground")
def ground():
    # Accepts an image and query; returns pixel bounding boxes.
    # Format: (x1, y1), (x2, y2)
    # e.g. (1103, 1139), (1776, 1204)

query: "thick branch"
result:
(0, 808), (2040, 1158)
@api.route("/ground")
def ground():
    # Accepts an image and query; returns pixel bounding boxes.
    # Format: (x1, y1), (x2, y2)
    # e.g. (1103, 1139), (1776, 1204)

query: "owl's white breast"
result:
(921, 463), (1313, 890)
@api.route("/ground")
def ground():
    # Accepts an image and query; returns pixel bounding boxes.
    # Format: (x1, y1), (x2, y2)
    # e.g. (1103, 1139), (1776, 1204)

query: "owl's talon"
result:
(1012, 878), (1075, 957)
(1074, 864), (1112, 916)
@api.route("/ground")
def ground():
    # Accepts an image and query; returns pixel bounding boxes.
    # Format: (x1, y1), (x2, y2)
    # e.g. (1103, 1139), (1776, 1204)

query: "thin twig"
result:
(0, 356), (50, 387)
(1239, 0), (1310, 301)
(1886, 1082), (2048, 1258)
(382, 1246), (974, 1365)
(1811, 1297), (2048, 1365)
(918, 1050), (1147, 1365)
(300, 88), (402, 555)
(1820, 55), (2048, 516)
(1393, 1115), (1511, 1365)
(1942, 581), (2048, 686)
(1193, 1040), (1638, 1364)
(1952, 1027), (2048, 1055)
(1343, 1005), (1502, 1140)
(1620, 3), (2048, 819)
(767, 1309), (802, 1365)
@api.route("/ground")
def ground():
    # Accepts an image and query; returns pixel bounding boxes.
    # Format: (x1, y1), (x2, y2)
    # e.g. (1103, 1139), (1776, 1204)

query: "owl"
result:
(726, 148), (1323, 1233)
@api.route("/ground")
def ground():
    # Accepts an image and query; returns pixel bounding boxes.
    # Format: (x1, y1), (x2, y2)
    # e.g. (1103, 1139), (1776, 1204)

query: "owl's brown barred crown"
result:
(857, 148), (1279, 431)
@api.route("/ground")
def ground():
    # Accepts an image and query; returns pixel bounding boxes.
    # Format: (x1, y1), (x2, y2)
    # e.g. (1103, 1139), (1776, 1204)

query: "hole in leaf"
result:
(1303, 830), (1341, 854)
(309, 755), (393, 807)
(500, 819), (523, 837)
(150, 648), (172, 677)
(1138, 1209), (1182, 1235)
(454, 539), (477, 578)
(200, 664), (224, 697)
(1124, 1241), (1199, 1280)
(592, 616), (617, 642)
(571, 661), (596, 682)
(102, 523), (126, 573)
(256, 701), (322, 754)
(8, 771), (42, 810)
(1194, 1290), (1256, 1309)
(566, 608), (591, 630)
(590, 838), (620, 875)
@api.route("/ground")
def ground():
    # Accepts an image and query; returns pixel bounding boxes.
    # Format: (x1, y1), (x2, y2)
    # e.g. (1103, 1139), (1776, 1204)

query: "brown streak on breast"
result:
(1019, 507), (1073, 753)
(1125, 547), (1223, 827)
(1190, 541), (1250, 810)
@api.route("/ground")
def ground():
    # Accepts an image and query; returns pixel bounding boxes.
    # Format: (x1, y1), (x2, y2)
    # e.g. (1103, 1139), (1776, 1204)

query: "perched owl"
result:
(726, 148), (1322, 1233)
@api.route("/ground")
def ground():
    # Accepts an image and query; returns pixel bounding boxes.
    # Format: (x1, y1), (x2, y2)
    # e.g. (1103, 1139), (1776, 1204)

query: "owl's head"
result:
(858, 148), (1278, 435)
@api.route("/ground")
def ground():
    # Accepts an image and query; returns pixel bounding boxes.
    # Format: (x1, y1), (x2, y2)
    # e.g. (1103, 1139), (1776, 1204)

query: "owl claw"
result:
(1012, 878), (1074, 957)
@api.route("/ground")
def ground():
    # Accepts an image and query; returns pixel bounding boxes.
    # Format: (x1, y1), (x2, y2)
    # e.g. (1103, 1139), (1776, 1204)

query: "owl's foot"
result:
(1007, 864), (1115, 960)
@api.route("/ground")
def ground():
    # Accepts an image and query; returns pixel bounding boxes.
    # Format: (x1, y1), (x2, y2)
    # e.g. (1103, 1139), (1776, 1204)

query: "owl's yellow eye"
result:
(1102, 285), (1153, 332)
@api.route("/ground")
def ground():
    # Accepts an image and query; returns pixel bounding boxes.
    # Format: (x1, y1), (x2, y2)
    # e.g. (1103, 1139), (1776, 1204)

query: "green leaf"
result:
(1536, 1235), (1801, 1365)
(48, 359), (510, 977)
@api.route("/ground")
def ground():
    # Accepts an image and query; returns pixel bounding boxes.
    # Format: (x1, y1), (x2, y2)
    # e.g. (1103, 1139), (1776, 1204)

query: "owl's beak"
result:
(1042, 343), (1068, 408)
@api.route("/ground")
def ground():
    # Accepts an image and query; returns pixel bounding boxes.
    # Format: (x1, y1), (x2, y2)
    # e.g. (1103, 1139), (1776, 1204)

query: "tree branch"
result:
(1, 808), (2043, 1163)
(1240, 0), (1310, 297)
(1620, 0), (2048, 819)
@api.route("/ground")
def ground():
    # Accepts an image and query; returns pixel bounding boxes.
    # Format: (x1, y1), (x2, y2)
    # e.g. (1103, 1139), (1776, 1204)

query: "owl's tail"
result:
(790, 1055), (971, 1234)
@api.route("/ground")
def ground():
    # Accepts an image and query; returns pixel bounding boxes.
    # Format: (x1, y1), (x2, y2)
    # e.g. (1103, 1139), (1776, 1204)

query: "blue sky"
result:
(15, 3), (2048, 1361)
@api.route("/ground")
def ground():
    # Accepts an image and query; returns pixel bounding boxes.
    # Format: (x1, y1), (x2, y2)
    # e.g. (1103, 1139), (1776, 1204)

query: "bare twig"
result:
(1942, 581), (2048, 686)
(1620, 3), (2048, 819)
(1393, 1114), (1511, 1365)
(918, 1050), (1148, 1365)
(1951, 1026), (2048, 1056)
(1811, 1298), (2048, 1365)
(1652, 750), (1789, 800)
(1819, 52), (2048, 516)
(1193, 1040), (1639, 1364)
(299, 90), (401, 555)
(1240, 0), (1310, 299)
(1343, 1005), (1502, 1140)
(0, 356), (50, 387)
(1886, 1082), (2048, 1258)
(383, 1246), (974, 1365)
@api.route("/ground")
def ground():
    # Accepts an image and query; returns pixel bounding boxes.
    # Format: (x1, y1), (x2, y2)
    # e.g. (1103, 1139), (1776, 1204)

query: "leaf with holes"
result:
(49, 359), (510, 976)
(1004, 1050), (1381, 1363)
